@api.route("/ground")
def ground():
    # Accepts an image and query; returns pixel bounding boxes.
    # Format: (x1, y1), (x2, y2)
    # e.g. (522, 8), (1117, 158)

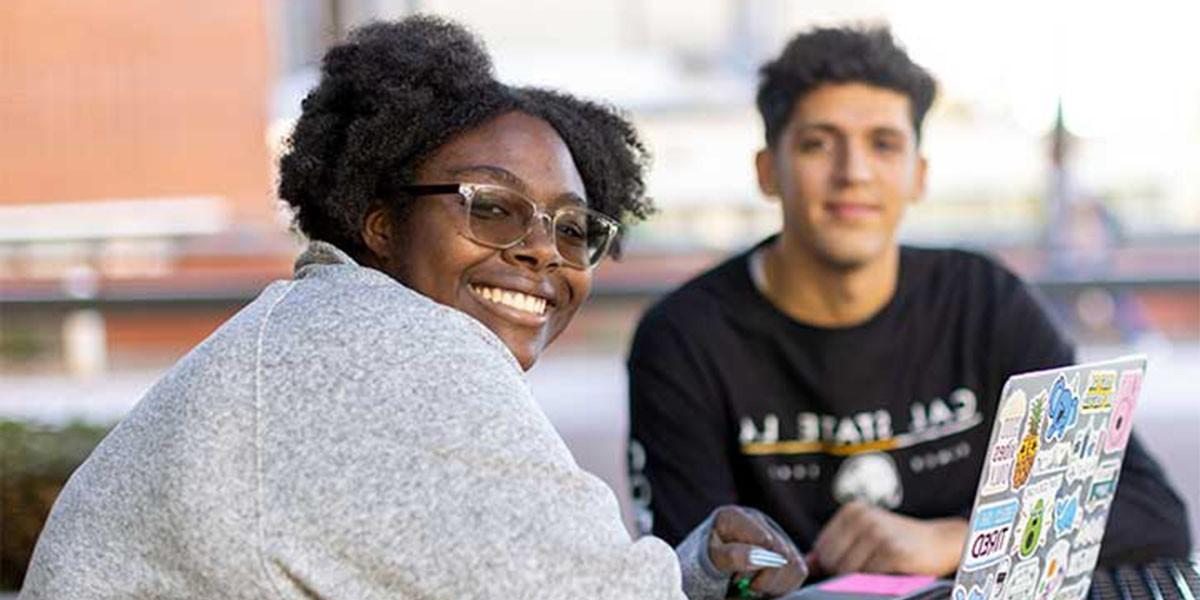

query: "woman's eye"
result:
(558, 221), (586, 240)
(471, 198), (511, 219)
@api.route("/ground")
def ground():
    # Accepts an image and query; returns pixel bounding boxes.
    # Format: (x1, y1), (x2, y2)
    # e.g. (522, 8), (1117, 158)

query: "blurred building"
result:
(0, 1), (297, 373)
(1, 0), (1198, 375)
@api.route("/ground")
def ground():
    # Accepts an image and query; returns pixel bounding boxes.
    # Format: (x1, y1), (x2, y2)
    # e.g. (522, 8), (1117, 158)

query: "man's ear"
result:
(361, 206), (394, 260)
(911, 155), (928, 205)
(755, 149), (780, 198)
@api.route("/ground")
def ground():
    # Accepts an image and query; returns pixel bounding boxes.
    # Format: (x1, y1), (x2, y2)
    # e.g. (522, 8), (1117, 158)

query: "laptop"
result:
(782, 355), (1149, 600)
(950, 355), (1146, 600)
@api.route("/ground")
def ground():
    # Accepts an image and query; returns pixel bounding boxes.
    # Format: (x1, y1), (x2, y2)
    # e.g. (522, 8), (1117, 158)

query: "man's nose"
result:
(836, 141), (872, 185)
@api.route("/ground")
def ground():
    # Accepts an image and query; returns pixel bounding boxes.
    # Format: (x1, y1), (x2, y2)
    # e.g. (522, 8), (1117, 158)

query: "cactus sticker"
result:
(1014, 475), (1060, 560)
(1043, 374), (1079, 442)
(1018, 499), (1046, 558)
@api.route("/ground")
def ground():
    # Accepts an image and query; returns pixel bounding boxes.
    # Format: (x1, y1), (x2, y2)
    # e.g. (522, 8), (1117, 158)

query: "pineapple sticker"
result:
(1012, 391), (1045, 489)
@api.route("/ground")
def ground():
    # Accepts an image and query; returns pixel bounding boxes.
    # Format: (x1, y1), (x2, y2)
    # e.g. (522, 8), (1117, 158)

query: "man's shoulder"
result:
(901, 245), (1023, 294)
(902, 245), (1007, 273)
(641, 248), (755, 327)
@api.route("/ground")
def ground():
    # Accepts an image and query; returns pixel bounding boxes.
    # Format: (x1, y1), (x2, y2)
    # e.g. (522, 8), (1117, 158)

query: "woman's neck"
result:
(760, 236), (900, 328)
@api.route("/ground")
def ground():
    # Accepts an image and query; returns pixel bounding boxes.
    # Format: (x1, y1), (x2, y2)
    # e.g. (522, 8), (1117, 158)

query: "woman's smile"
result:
(468, 282), (554, 323)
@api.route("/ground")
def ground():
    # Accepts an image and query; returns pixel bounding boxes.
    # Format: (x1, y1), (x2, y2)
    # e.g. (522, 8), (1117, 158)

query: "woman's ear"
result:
(361, 206), (394, 261)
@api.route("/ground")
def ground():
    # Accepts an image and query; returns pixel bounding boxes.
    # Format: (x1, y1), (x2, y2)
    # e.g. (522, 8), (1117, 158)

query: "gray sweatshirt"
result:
(21, 242), (727, 599)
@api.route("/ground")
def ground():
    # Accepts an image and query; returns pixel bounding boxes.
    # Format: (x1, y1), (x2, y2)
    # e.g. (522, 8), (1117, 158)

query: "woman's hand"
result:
(707, 506), (808, 598)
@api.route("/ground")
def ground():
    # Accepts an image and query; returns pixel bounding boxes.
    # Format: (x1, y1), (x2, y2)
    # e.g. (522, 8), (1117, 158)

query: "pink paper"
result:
(818, 573), (939, 595)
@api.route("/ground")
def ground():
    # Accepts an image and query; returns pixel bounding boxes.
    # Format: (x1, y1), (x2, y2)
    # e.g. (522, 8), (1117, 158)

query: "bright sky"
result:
(890, 0), (1200, 138)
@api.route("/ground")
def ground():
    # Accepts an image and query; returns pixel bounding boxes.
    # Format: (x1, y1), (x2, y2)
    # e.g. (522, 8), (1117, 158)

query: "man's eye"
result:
(874, 139), (902, 153)
(798, 138), (831, 153)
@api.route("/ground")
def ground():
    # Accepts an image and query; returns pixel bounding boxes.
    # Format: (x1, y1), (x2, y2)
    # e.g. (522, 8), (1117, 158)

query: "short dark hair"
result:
(278, 16), (652, 258)
(755, 26), (936, 148)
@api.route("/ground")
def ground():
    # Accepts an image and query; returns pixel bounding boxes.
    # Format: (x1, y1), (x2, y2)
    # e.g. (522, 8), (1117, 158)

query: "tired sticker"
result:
(963, 498), (1020, 570)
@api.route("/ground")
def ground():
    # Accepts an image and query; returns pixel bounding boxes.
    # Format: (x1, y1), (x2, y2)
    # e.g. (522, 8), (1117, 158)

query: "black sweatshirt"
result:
(627, 239), (1191, 567)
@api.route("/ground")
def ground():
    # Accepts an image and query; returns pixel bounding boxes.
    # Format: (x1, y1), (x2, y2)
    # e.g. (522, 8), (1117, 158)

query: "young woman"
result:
(21, 16), (805, 599)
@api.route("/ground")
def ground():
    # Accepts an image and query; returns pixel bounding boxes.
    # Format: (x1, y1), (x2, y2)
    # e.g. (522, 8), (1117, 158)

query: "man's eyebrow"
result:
(794, 122), (842, 136)
(448, 164), (587, 207)
(795, 123), (911, 137)
(869, 126), (910, 138)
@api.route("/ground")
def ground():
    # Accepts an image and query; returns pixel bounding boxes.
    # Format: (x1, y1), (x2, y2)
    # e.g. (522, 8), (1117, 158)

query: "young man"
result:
(627, 26), (1191, 578)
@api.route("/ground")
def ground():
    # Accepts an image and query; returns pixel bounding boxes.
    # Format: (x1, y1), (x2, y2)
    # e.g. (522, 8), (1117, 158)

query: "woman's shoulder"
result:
(282, 267), (520, 377)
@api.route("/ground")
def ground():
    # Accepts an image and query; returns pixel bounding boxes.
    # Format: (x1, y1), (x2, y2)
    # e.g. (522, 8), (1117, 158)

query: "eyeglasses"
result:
(392, 183), (620, 270)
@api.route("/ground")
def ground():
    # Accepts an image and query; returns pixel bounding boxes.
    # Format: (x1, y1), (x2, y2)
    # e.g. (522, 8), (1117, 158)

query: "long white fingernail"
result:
(748, 547), (788, 568)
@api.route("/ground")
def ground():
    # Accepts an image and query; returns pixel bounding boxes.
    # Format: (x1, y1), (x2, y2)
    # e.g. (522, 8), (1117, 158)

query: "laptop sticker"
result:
(1043, 374), (1080, 443)
(1081, 370), (1116, 413)
(1065, 425), (1104, 483)
(1011, 390), (1046, 491)
(1055, 577), (1091, 600)
(1004, 557), (1040, 600)
(1074, 509), (1107, 547)
(1104, 370), (1141, 454)
(952, 584), (985, 600)
(981, 390), (1027, 497)
(1053, 486), (1082, 536)
(1085, 460), (1120, 512)
(963, 498), (1020, 570)
(987, 557), (1011, 600)
(1034, 539), (1070, 599)
(1014, 475), (1062, 559)
(1066, 541), (1100, 579)
(1032, 441), (1069, 477)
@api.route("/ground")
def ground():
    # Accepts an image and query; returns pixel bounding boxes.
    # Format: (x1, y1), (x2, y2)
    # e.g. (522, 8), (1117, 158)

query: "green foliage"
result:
(0, 420), (112, 590)
(0, 329), (46, 362)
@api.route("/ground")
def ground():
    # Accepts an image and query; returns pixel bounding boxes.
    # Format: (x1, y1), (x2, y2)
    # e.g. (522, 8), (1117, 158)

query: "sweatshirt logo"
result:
(738, 387), (982, 457)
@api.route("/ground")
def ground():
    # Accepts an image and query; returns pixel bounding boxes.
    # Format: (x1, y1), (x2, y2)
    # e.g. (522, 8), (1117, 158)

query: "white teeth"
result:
(471, 285), (548, 316)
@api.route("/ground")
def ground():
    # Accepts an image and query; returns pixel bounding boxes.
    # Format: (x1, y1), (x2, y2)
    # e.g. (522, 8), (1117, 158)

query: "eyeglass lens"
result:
(464, 187), (612, 267)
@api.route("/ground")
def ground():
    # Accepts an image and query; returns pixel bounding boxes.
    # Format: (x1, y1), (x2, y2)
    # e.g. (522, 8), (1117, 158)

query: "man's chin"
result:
(815, 240), (892, 271)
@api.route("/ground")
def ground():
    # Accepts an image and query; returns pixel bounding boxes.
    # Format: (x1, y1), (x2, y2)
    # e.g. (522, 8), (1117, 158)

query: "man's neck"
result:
(761, 236), (900, 328)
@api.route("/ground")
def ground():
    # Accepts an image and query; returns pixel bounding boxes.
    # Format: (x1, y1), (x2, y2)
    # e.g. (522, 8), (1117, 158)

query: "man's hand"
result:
(707, 506), (808, 597)
(811, 501), (967, 577)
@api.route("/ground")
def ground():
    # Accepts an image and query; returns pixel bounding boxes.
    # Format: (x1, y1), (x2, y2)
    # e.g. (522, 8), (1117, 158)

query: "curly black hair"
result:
(756, 26), (937, 149)
(278, 15), (652, 259)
